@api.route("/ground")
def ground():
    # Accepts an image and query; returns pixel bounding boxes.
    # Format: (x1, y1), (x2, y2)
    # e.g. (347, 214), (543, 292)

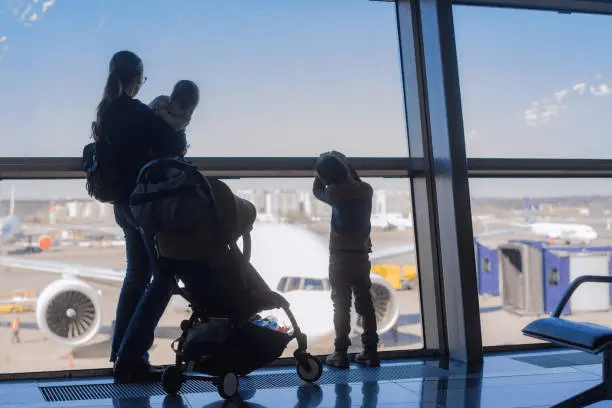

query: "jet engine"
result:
(35, 278), (103, 346)
(351, 273), (400, 336)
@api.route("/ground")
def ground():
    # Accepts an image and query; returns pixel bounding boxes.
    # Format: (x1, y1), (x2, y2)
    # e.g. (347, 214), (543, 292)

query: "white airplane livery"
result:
(475, 196), (598, 244)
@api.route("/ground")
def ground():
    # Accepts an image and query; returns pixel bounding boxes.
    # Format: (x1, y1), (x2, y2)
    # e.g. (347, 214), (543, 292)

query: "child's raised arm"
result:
(312, 175), (329, 204)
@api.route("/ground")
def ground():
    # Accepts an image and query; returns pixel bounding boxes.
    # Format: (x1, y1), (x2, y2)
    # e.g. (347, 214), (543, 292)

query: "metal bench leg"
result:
(552, 383), (607, 408)
(604, 350), (612, 384)
(552, 351), (612, 408)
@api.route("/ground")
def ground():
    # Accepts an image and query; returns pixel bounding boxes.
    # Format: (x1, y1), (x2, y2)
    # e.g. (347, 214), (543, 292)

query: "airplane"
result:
(522, 197), (598, 243)
(0, 222), (415, 349)
(0, 185), (124, 251)
(476, 197), (598, 244)
(526, 221), (597, 244)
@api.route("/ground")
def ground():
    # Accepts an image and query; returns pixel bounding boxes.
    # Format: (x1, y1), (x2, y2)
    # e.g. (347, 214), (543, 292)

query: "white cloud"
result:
(555, 89), (568, 100)
(524, 108), (539, 126)
(573, 83), (587, 95)
(42, 0), (55, 13)
(590, 83), (612, 96)
(544, 105), (561, 116)
(522, 76), (612, 126)
(0, 36), (6, 43)
(18, 3), (32, 21)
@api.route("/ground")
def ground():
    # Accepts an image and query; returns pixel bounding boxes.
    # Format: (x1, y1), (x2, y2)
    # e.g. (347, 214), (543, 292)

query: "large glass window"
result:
(471, 178), (612, 347)
(0, 0), (405, 157)
(454, 6), (612, 158)
(0, 177), (420, 374)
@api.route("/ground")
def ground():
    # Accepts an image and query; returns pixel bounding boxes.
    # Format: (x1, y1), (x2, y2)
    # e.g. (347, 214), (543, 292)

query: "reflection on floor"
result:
(0, 349), (609, 407)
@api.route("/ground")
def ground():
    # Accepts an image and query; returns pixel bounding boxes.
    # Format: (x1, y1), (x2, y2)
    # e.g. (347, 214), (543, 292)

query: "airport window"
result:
(303, 279), (324, 291)
(548, 268), (560, 286)
(277, 277), (288, 293)
(0, 177), (422, 374)
(0, 0), (406, 158)
(286, 278), (303, 293)
(482, 257), (491, 273)
(454, 6), (612, 158)
(470, 178), (610, 347)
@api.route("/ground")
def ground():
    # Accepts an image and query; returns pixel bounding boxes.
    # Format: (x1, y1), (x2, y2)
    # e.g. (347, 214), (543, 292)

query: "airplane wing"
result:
(473, 225), (532, 238)
(0, 298), (37, 305)
(367, 223), (536, 261)
(17, 225), (59, 238)
(21, 223), (123, 237)
(0, 256), (125, 283)
(370, 244), (415, 261)
(58, 224), (123, 236)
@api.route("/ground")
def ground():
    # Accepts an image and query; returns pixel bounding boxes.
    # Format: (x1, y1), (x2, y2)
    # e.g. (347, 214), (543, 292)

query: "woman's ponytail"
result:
(103, 70), (123, 102)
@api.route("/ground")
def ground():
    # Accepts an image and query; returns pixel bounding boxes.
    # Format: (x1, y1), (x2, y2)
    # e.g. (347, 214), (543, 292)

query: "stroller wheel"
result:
(217, 372), (239, 399)
(297, 354), (323, 383)
(162, 366), (184, 395)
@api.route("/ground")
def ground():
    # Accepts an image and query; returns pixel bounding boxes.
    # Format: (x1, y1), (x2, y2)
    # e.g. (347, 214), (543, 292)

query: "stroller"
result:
(130, 158), (323, 400)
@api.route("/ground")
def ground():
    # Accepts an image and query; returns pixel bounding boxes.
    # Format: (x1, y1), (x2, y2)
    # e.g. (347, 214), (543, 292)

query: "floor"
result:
(0, 349), (609, 407)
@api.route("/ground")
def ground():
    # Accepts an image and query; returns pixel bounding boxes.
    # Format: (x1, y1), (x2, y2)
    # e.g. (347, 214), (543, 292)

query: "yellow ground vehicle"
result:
(372, 264), (418, 289)
(0, 290), (36, 313)
(0, 304), (34, 313)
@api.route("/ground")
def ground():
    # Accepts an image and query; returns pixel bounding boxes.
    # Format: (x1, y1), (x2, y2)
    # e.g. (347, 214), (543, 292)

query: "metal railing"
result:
(1, 157), (611, 179)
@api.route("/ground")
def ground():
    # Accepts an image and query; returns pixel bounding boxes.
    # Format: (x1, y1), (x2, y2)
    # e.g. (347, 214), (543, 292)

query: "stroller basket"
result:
(184, 320), (293, 377)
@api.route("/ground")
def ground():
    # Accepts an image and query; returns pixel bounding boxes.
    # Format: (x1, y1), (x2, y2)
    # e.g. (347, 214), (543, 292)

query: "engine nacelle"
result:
(36, 278), (103, 347)
(351, 273), (400, 336)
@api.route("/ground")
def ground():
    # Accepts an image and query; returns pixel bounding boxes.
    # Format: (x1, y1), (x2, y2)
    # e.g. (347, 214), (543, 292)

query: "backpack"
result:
(129, 158), (257, 261)
(83, 141), (125, 203)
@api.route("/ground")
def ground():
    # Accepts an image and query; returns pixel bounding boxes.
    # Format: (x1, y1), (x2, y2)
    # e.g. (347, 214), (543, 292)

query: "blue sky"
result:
(1, 1), (612, 199)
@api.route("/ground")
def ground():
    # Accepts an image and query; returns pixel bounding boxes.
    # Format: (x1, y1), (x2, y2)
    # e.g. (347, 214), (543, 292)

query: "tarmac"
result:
(3, 226), (612, 375)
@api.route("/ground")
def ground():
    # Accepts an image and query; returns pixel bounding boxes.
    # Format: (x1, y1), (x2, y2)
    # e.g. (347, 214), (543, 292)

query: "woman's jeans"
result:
(110, 204), (174, 365)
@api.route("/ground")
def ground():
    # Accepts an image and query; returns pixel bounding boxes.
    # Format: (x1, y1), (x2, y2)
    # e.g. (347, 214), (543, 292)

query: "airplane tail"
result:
(523, 196), (539, 224)
(523, 196), (531, 223)
(8, 183), (14, 217)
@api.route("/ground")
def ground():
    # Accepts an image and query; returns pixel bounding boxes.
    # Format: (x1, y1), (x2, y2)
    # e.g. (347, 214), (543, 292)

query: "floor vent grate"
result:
(40, 363), (447, 402)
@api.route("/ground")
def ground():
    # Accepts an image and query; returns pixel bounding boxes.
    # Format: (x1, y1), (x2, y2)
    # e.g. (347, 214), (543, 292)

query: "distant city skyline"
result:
(1, 2), (612, 198)
(2, 177), (612, 202)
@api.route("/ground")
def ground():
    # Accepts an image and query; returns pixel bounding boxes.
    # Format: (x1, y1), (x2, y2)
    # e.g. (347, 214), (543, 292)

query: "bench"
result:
(522, 275), (612, 408)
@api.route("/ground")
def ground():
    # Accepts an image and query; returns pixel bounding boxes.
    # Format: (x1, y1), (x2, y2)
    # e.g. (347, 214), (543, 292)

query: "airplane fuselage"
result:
(530, 222), (598, 243)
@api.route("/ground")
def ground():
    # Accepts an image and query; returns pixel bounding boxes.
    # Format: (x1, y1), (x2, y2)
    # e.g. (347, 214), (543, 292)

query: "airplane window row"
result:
(277, 277), (331, 293)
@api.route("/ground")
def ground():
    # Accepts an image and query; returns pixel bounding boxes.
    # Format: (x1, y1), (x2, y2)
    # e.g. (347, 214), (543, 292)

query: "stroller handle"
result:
(136, 157), (195, 183)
